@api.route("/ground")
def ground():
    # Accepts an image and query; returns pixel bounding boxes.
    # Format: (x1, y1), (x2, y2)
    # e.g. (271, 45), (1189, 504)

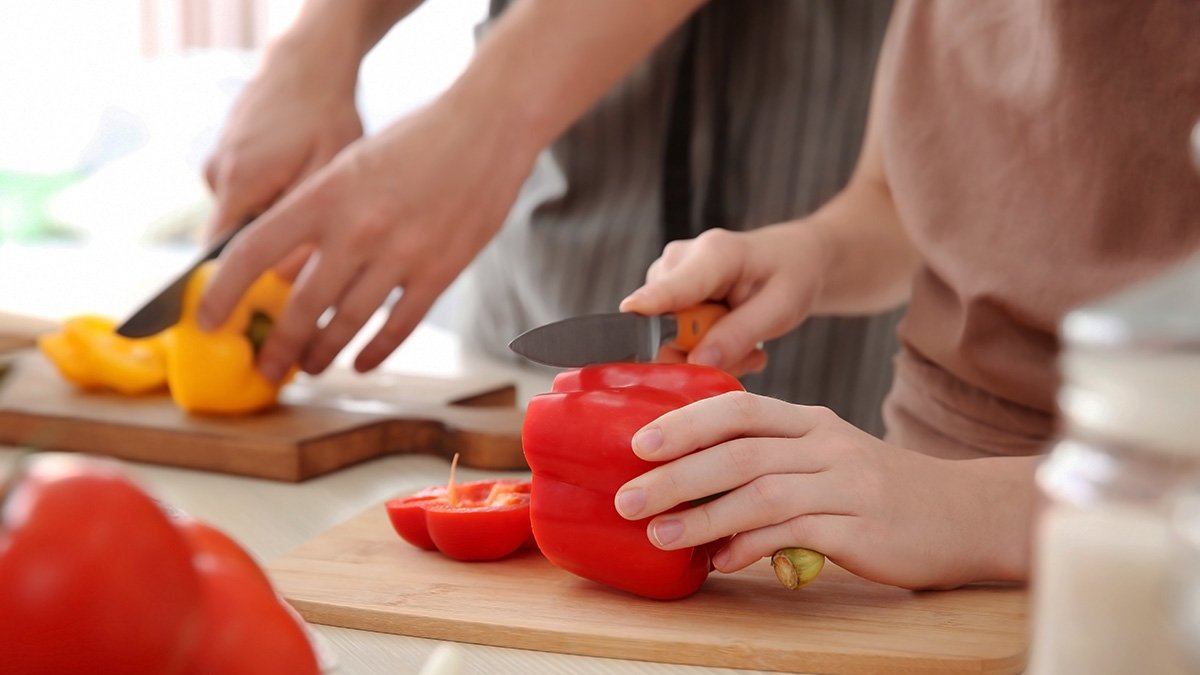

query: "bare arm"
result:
(200, 0), (710, 379)
(805, 67), (921, 316)
(202, 0), (427, 242)
(270, 0), (427, 77)
(443, 0), (708, 152)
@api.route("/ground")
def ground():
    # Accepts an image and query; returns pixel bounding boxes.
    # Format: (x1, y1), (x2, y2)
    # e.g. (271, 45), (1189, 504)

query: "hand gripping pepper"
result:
(522, 363), (744, 600)
(164, 260), (294, 415)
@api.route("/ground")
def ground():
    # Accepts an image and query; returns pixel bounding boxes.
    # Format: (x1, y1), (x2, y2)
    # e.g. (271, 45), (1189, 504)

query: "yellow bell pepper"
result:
(164, 260), (294, 415)
(37, 315), (168, 395)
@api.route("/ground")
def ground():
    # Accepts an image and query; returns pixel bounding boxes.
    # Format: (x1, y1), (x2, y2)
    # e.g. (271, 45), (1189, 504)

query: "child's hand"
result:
(620, 223), (831, 376)
(612, 391), (1035, 590)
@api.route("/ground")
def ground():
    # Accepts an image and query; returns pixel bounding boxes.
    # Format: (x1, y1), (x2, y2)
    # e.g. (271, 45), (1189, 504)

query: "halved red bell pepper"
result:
(385, 457), (533, 562)
(522, 363), (744, 600)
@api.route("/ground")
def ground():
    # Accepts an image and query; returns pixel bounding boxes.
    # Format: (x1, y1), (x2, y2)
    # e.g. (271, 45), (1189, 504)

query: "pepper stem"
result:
(446, 452), (460, 507)
(244, 311), (274, 356)
(772, 547), (826, 590)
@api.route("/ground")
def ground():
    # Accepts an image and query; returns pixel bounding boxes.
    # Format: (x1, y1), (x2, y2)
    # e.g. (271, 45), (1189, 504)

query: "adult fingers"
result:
(197, 176), (329, 334)
(273, 245), (315, 284)
(252, 230), (373, 382)
(300, 264), (400, 375)
(352, 279), (441, 372)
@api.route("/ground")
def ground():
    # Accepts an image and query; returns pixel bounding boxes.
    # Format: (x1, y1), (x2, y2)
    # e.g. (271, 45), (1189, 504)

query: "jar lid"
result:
(1062, 255), (1200, 353)
(1060, 256), (1200, 456)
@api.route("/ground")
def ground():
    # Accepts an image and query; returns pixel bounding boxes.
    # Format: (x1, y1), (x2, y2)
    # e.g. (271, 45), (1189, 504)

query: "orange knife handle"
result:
(670, 303), (729, 353)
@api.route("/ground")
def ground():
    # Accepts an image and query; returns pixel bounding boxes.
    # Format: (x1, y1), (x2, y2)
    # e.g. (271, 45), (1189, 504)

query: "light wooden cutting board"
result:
(268, 503), (1030, 674)
(0, 352), (527, 481)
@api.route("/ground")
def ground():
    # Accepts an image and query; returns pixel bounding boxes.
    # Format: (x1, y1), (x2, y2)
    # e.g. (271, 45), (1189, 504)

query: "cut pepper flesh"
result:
(386, 477), (534, 562)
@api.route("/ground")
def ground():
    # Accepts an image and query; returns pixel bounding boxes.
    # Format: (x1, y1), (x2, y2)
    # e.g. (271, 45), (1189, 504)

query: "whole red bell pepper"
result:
(522, 363), (744, 600)
(386, 455), (534, 562)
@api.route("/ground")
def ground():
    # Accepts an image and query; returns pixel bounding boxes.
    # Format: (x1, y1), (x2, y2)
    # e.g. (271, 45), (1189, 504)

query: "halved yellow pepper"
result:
(38, 315), (168, 395)
(164, 260), (294, 415)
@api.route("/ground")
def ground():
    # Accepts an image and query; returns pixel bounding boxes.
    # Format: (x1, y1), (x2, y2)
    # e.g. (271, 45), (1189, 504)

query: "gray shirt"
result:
(460, 0), (901, 436)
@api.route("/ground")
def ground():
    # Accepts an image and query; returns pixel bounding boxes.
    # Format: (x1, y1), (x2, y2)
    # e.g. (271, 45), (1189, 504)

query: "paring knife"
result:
(116, 226), (244, 338)
(507, 303), (728, 368)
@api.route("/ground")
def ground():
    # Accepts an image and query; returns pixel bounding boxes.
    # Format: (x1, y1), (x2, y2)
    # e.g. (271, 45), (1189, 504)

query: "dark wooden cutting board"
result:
(0, 352), (527, 481)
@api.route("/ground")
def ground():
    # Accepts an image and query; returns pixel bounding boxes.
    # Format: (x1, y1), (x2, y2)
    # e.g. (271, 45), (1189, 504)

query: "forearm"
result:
(442, 0), (706, 154)
(806, 182), (917, 315)
(263, 0), (426, 90)
(806, 64), (921, 316)
(963, 455), (1040, 583)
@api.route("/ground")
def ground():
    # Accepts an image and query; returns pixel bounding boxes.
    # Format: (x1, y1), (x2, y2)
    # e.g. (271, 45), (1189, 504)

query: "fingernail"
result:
(712, 547), (730, 570)
(690, 346), (721, 367)
(614, 487), (645, 519)
(632, 427), (663, 456)
(650, 520), (684, 548)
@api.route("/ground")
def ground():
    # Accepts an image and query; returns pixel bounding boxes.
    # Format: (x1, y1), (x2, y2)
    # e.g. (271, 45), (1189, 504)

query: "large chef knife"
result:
(115, 225), (244, 338)
(507, 303), (727, 368)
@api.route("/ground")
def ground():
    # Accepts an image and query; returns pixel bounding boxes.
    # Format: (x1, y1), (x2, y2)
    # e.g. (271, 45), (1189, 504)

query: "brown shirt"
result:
(877, 0), (1200, 458)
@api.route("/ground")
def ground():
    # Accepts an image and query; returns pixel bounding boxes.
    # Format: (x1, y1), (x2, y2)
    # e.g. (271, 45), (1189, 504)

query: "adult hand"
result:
(612, 391), (1033, 590)
(197, 95), (539, 381)
(203, 39), (364, 248)
(620, 223), (832, 377)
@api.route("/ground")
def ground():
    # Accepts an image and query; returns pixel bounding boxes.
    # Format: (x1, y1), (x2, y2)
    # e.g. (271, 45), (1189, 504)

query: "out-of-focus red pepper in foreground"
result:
(0, 453), (319, 675)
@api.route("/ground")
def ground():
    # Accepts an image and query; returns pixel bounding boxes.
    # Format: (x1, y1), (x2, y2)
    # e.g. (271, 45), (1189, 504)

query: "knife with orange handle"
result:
(507, 302), (729, 368)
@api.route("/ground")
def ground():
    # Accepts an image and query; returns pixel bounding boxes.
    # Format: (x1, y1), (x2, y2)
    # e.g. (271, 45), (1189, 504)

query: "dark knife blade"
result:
(115, 227), (242, 338)
(507, 312), (678, 368)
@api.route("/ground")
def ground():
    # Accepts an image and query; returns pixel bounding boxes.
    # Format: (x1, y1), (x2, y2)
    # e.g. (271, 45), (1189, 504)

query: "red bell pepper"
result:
(385, 455), (534, 562)
(522, 363), (744, 600)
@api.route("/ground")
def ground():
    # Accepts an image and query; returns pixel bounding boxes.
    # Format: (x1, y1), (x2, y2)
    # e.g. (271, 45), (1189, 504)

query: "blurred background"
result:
(0, 0), (485, 321)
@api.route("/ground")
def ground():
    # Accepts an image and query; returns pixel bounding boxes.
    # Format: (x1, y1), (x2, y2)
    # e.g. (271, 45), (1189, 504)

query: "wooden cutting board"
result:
(0, 352), (527, 481)
(269, 503), (1030, 674)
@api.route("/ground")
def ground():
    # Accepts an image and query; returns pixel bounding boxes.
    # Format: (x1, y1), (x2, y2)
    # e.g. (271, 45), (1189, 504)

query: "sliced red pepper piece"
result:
(384, 456), (533, 562)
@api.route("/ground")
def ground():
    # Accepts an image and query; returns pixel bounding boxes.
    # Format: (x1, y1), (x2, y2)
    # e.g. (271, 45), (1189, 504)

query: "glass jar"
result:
(1025, 256), (1200, 675)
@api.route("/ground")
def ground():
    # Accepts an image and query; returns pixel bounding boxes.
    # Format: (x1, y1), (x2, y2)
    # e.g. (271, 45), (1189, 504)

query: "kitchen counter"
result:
(0, 452), (772, 675)
(0, 241), (783, 675)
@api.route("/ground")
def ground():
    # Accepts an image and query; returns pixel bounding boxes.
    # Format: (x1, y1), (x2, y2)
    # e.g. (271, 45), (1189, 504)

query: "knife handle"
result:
(671, 303), (729, 352)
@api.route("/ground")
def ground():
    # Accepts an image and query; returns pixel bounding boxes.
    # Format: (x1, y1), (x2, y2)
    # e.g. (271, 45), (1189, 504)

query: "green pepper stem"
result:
(772, 547), (826, 590)
(244, 311), (274, 355)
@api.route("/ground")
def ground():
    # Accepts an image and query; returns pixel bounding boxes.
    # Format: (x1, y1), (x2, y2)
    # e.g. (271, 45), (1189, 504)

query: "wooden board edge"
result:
(281, 595), (1025, 675)
(448, 384), (517, 408)
(0, 409), (308, 482)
